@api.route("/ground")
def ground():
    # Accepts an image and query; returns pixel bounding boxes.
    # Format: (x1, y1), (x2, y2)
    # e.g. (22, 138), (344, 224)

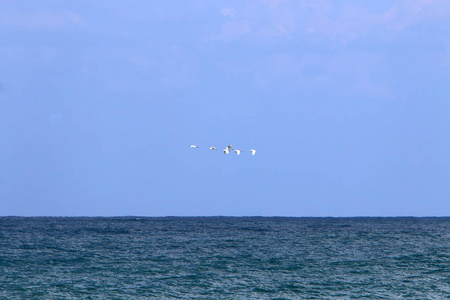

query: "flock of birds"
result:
(190, 144), (257, 155)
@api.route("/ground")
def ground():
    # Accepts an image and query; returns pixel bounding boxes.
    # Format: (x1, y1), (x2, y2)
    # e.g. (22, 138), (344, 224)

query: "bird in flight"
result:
(190, 144), (257, 156)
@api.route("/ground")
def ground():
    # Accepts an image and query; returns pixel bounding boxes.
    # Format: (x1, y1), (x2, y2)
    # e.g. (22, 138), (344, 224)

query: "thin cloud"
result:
(206, 1), (449, 99)
(209, 8), (251, 42)
(221, 7), (237, 18)
(209, 0), (450, 43)
(0, 10), (84, 29)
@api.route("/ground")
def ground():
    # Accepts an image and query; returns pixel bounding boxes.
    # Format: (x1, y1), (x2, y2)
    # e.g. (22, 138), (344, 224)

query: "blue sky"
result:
(1, 0), (449, 216)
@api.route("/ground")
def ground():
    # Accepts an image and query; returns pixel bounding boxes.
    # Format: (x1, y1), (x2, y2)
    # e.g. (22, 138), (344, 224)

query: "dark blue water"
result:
(1, 217), (449, 299)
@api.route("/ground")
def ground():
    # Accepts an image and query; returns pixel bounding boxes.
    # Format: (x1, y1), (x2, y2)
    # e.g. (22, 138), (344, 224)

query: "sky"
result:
(1, 0), (450, 217)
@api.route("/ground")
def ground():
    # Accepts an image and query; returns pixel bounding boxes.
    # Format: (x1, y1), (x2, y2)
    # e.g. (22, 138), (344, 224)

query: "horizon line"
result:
(1, 215), (449, 218)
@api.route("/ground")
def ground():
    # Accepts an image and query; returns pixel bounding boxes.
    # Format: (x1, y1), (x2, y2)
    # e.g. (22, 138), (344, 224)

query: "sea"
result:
(0, 217), (449, 299)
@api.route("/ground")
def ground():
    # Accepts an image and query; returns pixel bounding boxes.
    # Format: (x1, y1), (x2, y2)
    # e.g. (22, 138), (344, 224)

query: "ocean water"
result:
(0, 217), (449, 299)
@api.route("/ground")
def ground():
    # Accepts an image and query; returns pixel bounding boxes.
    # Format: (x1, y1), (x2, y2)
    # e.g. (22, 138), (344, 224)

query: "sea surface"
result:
(0, 217), (449, 299)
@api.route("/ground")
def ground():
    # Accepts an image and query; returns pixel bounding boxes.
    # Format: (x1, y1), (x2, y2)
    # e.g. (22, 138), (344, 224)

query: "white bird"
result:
(224, 148), (230, 154)
(234, 150), (241, 155)
(190, 145), (199, 148)
(250, 149), (257, 155)
(209, 147), (217, 150)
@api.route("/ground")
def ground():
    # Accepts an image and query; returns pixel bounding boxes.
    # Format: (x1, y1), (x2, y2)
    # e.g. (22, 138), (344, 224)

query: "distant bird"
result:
(227, 145), (233, 150)
(250, 149), (257, 155)
(234, 149), (241, 155)
(209, 147), (217, 150)
(190, 145), (199, 148)
(224, 148), (230, 154)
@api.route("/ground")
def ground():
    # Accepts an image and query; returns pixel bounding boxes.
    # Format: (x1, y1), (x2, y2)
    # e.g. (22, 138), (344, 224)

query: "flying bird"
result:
(224, 148), (230, 154)
(190, 145), (199, 148)
(209, 147), (217, 150)
(227, 145), (233, 150)
(250, 149), (257, 155)
(234, 150), (241, 155)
